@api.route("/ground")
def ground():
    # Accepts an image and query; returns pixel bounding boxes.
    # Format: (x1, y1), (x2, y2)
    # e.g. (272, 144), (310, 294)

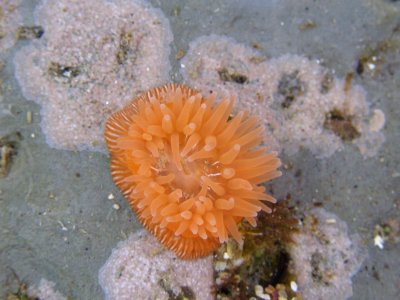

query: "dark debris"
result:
(310, 251), (330, 286)
(277, 70), (307, 108)
(116, 30), (134, 65)
(218, 67), (249, 84)
(324, 109), (361, 141)
(158, 278), (196, 300)
(320, 71), (335, 94)
(16, 26), (44, 40)
(0, 132), (21, 178)
(356, 27), (400, 77)
(48, 62), (80, 80)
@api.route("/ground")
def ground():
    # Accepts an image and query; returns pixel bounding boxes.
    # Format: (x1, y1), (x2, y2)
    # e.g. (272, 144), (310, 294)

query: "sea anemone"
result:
(105, 83), (282, 259)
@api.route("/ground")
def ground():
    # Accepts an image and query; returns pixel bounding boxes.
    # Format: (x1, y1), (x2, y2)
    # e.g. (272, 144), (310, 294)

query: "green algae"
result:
(213, 200), (302, 299)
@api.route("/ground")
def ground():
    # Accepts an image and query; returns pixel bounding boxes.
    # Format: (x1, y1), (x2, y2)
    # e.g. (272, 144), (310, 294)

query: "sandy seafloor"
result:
(0, 0), (399, 299)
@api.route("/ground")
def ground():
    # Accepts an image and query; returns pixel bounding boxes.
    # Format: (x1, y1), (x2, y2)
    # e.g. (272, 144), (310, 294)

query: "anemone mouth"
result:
(163, 156), (202, 197)
(105, 83), (282, 259)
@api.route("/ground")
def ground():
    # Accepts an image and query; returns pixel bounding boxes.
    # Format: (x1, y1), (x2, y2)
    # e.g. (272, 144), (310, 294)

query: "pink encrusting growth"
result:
(180, 35), (386, 158)
(14, 0), (173, 152)
(98, 231), (214, 300)
(0, 0), (23, 56)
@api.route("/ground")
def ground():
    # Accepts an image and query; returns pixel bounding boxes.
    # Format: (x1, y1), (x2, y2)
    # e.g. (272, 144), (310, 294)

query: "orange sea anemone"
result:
(105, 83), (282, 259)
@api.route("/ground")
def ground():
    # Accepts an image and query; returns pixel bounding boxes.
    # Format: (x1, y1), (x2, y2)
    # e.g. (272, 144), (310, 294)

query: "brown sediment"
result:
(343, 72), (353, 94)
(175, 48), (185, 60)
(298, 19), (316, 30)
(248, 55), (267, 64)
(324, 109), (361, 141)
(251, 41), (264, 50)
